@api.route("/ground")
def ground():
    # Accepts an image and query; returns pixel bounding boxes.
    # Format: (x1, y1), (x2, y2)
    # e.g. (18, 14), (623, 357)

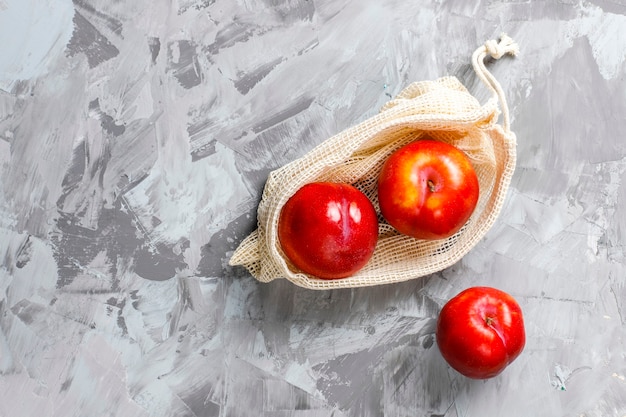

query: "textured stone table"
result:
(1, 1), (626, 416)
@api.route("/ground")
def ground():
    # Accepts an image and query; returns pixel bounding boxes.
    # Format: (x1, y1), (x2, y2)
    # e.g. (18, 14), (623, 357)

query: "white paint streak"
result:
(0, 0), (74, 91)
(566, 5), (626, 80)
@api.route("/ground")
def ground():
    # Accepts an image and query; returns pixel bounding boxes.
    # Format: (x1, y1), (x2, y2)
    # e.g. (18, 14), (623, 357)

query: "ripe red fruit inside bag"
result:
(377, 139), (479, 240)
(278, 182), (379, 280)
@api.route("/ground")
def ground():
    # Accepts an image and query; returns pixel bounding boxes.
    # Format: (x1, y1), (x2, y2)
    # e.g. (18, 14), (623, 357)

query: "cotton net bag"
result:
(230, 34), (519, 290)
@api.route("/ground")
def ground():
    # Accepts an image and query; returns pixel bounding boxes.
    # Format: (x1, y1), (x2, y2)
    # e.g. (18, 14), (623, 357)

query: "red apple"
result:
(277, 182), (379, 279)
(377, 139), (479, 240)
(435, 286), (526, 379)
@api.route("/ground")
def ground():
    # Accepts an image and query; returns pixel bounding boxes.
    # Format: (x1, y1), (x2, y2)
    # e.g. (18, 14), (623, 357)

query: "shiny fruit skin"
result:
(435, 286), (526, 379)
(277, 182), (379, 279)
(377, 139), (479, 240)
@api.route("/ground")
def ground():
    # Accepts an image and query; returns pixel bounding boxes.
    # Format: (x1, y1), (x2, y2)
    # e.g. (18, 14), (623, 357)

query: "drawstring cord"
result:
(472, 34), (519, 133)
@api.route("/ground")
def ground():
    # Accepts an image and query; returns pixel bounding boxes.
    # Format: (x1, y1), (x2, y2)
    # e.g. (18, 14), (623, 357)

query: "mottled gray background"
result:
(1, 0), (626, 416)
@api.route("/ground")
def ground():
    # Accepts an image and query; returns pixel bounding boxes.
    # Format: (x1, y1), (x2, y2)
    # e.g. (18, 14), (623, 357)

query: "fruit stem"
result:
(427, 180), (436, 192)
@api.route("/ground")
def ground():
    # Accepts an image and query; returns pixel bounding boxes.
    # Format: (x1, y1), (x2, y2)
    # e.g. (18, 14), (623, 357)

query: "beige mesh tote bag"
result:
(229, 34), (519, 290)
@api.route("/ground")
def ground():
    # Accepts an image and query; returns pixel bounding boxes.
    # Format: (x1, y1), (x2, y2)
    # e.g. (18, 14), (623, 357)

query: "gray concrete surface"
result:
(1, 0), (626, 416)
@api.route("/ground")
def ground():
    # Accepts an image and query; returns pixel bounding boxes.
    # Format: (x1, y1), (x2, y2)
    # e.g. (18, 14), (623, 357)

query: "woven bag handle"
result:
(472, 34), (519, 133)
